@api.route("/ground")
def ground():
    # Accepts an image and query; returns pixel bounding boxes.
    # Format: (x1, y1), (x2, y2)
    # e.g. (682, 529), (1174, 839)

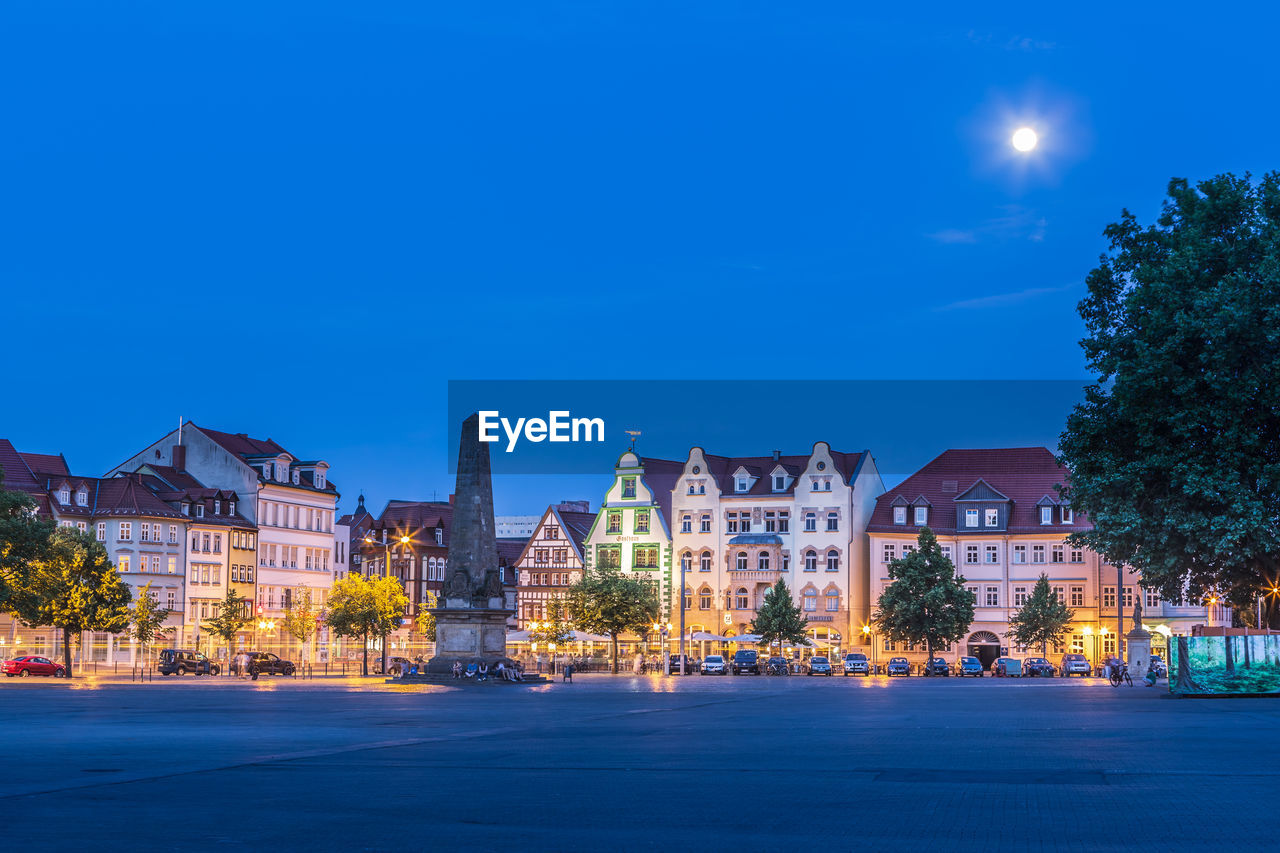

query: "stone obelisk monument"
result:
(426, 412), (513, 672)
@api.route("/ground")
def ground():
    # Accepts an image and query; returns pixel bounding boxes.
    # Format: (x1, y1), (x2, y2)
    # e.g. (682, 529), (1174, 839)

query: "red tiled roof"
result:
(197, 426), (288, 460)
(638, 457), (684, 521)
(19, 452), (69, 477)
(690, 448), (867, 498)
(867, 447), (1090, 535)
(0, 439), (42, 493)
(373, 500), (455, 548)
(556, 509), (597, 552)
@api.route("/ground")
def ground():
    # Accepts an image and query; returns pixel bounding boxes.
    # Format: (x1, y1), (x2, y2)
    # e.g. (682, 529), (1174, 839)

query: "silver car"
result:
(701, 654), (726, 675)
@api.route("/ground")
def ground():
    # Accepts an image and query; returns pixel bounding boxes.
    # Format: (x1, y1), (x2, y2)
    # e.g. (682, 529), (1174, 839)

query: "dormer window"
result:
(229, 501), (236, 515)
(914, 506), (928, 526)
(292, 470), (300, 485)
(965, 509), (979, 528)
(736, 477), (748, 493)
(1040, 506), (1053, 525)
(196, 504), (205, 518)
(893, 506), (906, 525)
(773, 475), (785, 491)
(263, 465), (272, 480)
(1061, 507), (1073, 524)
(435, 528), (443, 545)
(57, 488), (70, 505)
(182, 502), (190, 516)
(214, 500), (221, 515)
(76, 489), (88, 507)
(985, 508), (999, 527)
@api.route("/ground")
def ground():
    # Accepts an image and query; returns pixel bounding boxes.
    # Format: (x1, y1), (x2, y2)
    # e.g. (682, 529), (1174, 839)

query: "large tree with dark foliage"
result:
(1059, 173), (1280, 615)
(874, 527), (975, 674)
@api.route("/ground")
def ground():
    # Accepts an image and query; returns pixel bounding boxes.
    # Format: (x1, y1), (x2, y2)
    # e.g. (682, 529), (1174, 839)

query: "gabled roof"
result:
(954, 479), (1011, 502)
(191, 423), (338, 496)
(637, 457), (683, 522)
(0, 439), (47, 494)
(20, 452), (69, 477)
(868, 447), (1090, 535)
(370, 500), (455, 549)
(692, 448), (868, 499)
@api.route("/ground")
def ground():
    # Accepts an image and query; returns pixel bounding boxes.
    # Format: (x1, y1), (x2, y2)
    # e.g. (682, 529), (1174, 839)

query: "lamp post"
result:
(364, 529), (412, 676)
(862, 624), (873, 672)
(1083, 625), (1094, 673)
(677, 556), (688, 675)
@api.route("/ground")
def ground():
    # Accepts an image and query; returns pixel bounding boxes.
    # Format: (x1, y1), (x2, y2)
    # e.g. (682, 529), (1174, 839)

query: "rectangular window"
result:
(1071, 586), (1085, 607)
(985, 586), (999, 607)
(211, 566), (220, 584)
(1103, 586), (1116, 608)
(1070, 547), (1084, 563)
(119, 555), (130, 572)
(140, 524), (150, 542)
(681, 515), (692, 534)
(597, 545), (621, 569)
(764, 512), (776, 532)
(965, 509), (979, 528)
(778, 512), (789, 533)
(965, 545), (979, 564)
(1032, 545), (1045, 564)
(882, 543), (896, 563)
(631, 509), (648, 534)
(914, 506), (927, 526)
(151, 555), (160, 573)
(740, 513), (751, 533)
(726, 513), (738, 534)
(804, 512), (816, 532)
(826, 513), (838, 532)
(1051, 544), (1064, 563)
(985, 508), (999, 527)
(1040, 506), (1053, 525)
(941, 545), (952, 561)
(1052, 586), (1065, 605)
(633, 545), (659, 569)
(1146, 589), (1160, 608)
(96, 522), (106, 541)
(893, 506), (906, 525)
(168, 525), (178, 544)
(1061, 507), (1073, 524)
(213, 533), (222, 554)
(621, 477), (636, 499)
(1012, 544), (1026, 563)
(1123, 587), (1134, 608)
(1013, 586), (1028, 606)
(700, 514), (711, 533)
(985, 545), (998, 563)
(167, 556), (177, 574)
(119, 522), (132, 541)
(773, 475), (785, 491)
(1070, 633), (1085, 654)
(606, 511), (622, 535)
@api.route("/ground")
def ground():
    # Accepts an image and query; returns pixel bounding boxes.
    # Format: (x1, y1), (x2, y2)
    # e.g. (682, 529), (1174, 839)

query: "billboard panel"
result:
(1170, 635), (1280, 695)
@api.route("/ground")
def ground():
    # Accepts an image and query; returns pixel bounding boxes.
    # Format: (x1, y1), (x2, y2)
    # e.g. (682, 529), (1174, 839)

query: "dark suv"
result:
(158, 649), (219, 676)
(233, 651), (295, 677)
(731, 649), (760, 675)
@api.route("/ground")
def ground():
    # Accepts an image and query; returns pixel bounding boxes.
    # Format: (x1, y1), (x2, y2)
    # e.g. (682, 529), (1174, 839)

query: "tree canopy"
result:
(204, 586), (251, 662)
(751, 579), (810, 657)
(0, 474), (53, 613)
(1059, 173), (1280, 613)
(528, 594), (574, 647)
(280, 585), (319, 662)
(566, 567), (659, 673)
(326, 574), (408, 675)
(129, 581), (172, 661)
(873, 527), (975, 673)
(8, 527), (132, 675)
(1006, 573), (1075, 655)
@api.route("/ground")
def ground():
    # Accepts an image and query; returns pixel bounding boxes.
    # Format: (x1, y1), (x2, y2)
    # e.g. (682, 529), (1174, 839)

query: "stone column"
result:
(1126, 624), (1152, 680)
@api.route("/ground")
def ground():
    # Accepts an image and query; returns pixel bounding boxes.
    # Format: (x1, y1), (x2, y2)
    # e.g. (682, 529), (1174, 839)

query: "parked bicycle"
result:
(1109, 663), (1133, 687)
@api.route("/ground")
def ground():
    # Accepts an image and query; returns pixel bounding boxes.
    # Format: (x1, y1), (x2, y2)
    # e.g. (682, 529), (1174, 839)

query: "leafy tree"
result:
(416, 590), (437, 643)
(280, 585), (319, 665)
(326, 574), (407, 676)
(1006, 573), (1074, 656)
(0, 473), (53, 613)
(205, 587), (250, 672)
(1059, 173), (1280, 613)
(751, 579), (811, 659)
(873, 527), (975, 675)
(8, 527), (132, 676)
(128, 581), (172, 666)
(566, 567), (659, 673)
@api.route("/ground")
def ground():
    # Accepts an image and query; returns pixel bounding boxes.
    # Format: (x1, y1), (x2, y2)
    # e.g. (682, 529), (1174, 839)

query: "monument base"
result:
(425, 607), (514, 673)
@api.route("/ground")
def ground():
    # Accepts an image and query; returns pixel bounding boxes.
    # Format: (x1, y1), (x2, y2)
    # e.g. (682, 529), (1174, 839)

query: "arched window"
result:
(699, 587), (712, 610)
(826, 550), (840, 572)
(684, 586), (693, 610)
(735, 587), (749, 609)
(825, 590), (840, 612)
(700, 551), (712, 572)
(804, 512), (817, 532)
(804, 550), (817, 572)
(803, 590), (818, 612)
(757, 551), (770, 572)
(735, 551), (748, 571)
(680, 552), (692, 573)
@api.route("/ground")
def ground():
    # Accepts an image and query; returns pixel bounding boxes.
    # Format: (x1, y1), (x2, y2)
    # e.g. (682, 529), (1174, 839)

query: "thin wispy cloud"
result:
(928, 205), (1047, 245)
(934, 283), (1075, 312)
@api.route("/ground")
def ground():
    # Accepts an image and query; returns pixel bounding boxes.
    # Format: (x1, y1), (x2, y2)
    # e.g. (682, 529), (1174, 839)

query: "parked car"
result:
(1024, 657), (1055, 677)
(157, 649), (220, 676)
(372, 656), (413, 676)
(701, 654), (726, 675)
(3, 655), (66, 678)
(232, 651), (295, 676)
(731, 649), (760, 675)
(886, 656), (910, 677)
(993, 657), (1022, 677)
(925, 657), (950, 677)
(807, 656), (833, 676)
(843, 652), (870, 676)
(666, 654), (697, 674)
(1059, 653), (1091, 677)
(958, 656), (983, 677)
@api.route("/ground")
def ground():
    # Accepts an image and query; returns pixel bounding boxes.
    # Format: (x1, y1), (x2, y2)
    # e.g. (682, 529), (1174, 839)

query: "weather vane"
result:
(624, 429), (641, 449)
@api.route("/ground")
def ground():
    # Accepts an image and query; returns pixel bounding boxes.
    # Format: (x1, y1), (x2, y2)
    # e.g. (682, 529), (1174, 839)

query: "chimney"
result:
(172, 445), (187, 471)
(448, 493), (455, 506)
(772, 450), (781, 461)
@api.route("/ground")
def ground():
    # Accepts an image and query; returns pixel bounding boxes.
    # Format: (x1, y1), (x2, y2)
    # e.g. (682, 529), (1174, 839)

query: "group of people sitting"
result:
(450, 659), (525, 682)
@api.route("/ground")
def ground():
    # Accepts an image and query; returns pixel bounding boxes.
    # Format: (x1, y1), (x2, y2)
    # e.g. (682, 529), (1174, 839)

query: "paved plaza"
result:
(3, 674), (1278, 852)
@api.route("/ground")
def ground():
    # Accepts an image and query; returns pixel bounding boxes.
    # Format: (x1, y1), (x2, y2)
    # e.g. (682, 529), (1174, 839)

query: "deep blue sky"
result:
(3, 4), (1276, 516)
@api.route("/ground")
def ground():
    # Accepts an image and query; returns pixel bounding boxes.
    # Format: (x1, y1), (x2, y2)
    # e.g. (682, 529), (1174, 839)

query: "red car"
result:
(3, 656), (67, 678)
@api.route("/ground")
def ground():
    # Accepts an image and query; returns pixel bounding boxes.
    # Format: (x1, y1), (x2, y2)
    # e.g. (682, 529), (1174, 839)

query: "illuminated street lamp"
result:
(862, 624), (874, 670)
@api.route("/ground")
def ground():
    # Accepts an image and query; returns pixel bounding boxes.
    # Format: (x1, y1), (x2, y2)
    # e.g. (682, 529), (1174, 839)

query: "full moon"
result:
(1011, 127), (1038, 152)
